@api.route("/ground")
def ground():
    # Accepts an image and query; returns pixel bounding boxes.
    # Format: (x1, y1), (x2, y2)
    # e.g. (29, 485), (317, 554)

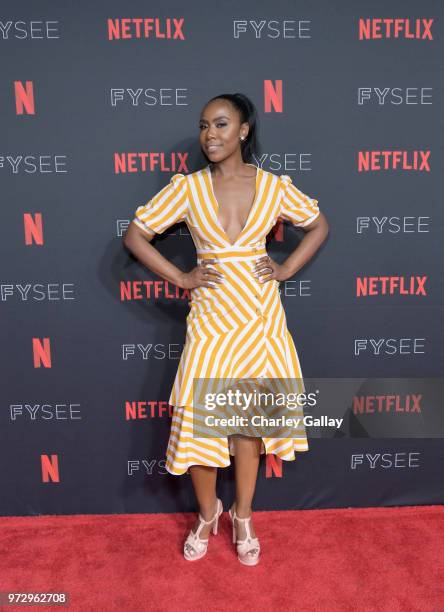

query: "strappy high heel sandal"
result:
(183, 498), (223, 561)
(228, 503), (261, 566)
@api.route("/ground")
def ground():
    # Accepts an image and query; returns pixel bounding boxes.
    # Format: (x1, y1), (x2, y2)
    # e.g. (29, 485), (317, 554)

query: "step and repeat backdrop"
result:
(1, 1), (443, 516)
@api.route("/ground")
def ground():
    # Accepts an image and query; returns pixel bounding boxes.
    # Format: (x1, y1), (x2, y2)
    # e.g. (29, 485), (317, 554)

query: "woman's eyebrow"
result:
(199, 115), (230, 122)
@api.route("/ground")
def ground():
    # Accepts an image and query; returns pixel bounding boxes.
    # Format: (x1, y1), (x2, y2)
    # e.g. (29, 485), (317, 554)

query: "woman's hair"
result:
(204, 92), (259, 163)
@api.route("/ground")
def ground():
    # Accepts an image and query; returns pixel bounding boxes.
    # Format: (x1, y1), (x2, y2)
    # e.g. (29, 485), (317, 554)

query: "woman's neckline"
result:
(205, 163), (260, 246)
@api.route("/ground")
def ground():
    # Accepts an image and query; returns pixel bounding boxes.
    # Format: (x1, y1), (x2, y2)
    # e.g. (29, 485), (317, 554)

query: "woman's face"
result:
(199, 99), (249, 162)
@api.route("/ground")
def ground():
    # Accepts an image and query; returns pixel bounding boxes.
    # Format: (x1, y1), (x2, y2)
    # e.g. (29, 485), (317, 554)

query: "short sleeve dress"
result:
(132, 164), (320, 475)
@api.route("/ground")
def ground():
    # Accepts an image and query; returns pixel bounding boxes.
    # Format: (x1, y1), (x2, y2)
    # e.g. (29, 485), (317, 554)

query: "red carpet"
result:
(1, 505), (443, 612)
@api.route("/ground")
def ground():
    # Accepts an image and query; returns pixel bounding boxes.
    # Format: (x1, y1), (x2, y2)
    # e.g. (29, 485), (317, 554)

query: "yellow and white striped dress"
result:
(132, 163), (320, 475)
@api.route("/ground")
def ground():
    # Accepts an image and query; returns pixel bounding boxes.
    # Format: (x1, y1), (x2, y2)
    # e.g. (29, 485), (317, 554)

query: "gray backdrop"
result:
(1, 0), (443, 515)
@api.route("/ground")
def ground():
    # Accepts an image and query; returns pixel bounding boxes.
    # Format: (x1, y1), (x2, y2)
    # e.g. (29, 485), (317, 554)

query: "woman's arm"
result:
(123, 222), (223, 290)
(279, 212), (329, 280)
(123, 222), (186, 288)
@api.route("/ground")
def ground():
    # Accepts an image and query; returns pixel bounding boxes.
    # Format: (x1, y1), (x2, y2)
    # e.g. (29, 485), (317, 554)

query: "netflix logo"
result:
(107, 18), (185, 41)
(114, 152), (188, 174)
(353, 394), (422, 414)
(120, 280), (191, 301)
(356, 276), (428, 297)
(357, 151), (430, 172)
(125, 401), (173, 419)
(358, 18), (433, 40)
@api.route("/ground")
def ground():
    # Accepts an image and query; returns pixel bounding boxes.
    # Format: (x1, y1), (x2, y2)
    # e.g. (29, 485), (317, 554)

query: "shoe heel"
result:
(229, 508), (236, 543)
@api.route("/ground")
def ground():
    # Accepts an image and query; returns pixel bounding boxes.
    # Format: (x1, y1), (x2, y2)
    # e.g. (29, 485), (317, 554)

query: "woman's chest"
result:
(187, 192), (280, 244)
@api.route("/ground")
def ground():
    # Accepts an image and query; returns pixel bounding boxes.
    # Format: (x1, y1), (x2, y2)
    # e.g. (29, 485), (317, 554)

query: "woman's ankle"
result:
(234, 503), (252, 518)
(199, 497), (218, 521)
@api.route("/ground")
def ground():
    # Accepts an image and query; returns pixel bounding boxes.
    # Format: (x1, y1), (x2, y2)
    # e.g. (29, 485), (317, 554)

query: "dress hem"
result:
(165, 446), (310, 476)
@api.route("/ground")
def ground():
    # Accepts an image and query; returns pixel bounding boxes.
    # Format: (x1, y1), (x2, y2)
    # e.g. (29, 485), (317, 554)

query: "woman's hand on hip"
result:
(253, 256), (291, 283)
(179, 258), (224, 289)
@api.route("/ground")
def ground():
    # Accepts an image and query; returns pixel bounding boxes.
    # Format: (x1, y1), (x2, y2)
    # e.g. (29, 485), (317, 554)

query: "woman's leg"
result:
(231, 435), (262, 539)
(188, 465), (218, 538)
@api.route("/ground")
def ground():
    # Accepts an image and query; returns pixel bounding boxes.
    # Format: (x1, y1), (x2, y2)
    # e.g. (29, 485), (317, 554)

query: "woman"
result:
(123, 92), (329, 566)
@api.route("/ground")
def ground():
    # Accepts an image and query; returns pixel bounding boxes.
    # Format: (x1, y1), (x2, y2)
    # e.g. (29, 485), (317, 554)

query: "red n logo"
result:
(264, 80), (283, 113)
(41, 454), (60, 482)
(15, 81), (35, 114)
(265, 454), (283, 478)
(33, 338), (52, 368)
(24, 213), (44, 245)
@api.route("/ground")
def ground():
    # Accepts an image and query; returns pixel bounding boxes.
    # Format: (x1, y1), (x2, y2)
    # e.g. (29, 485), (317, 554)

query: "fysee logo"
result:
(351, 452), (420, 468)
(356, 217), (430, 234)
(354, 338), (426, 356)
(357, 87), (433, 105)
(128, 459), (168, 475)
(0, 21), (60, 39)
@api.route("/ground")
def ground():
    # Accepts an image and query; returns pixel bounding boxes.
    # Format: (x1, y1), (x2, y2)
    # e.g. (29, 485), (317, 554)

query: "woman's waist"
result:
(196, 244), (267, 264)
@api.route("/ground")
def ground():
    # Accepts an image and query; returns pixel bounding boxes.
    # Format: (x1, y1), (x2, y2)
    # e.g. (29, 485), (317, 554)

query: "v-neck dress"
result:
(132, 163), (320, 475)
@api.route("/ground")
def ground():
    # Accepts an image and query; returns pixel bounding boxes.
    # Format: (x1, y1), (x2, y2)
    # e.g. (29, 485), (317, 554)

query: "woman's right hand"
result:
(179, 258), (224, 290)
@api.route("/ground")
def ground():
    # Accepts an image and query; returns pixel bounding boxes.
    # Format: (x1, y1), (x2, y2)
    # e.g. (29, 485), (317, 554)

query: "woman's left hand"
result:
(253, 256), (289, 283)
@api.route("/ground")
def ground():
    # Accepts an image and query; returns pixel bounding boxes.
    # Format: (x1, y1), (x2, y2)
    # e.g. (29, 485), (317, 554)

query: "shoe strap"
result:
(195, 499), (220, 538)
(184, 530), (208, 556)
(237, 537), (261, 556)
(232, 508), (257, 544)
(187, 527), (209, 546)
